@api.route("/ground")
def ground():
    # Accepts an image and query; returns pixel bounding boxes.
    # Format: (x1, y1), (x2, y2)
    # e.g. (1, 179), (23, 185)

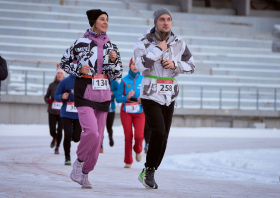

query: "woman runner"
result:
(59, 9), (122, 188)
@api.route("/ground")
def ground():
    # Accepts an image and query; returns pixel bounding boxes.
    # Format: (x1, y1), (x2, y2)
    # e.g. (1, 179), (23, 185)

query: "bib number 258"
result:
(157, 79), (174, 95)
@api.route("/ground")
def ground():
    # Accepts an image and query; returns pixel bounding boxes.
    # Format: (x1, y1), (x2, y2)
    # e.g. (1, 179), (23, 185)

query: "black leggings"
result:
(141, 98), (174, 170)
(61, 117), (82, 158)
(144, 118), (151, 145)
(106, 112), (115, 137)
(48, 113), (62, 147)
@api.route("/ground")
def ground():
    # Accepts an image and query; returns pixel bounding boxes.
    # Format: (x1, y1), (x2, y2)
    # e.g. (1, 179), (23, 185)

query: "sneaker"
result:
(136, 153), (142, 162)
(70, 159), (83, 185)
(81, 174), (92, 189)
(144, 144), (148, 154)
(50, 139), (56, 148)
(65, 157), (71, 166)
(54, 147), (59, 154)
(124, 164), (131, 168)
(99, 148), (103, 153)
(138, 167), (158, 189)
(109, 136), (114, 147)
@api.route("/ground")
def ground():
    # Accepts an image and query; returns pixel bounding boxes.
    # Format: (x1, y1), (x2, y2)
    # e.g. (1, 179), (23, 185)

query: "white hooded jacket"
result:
(134, 28), (195, 106)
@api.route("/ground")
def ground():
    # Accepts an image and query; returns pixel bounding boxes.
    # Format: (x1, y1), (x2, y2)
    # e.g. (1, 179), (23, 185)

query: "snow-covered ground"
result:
(0, 124), (279, 197)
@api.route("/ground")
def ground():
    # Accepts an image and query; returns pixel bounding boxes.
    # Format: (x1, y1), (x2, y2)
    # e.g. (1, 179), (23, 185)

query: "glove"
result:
(47, 99), (53, 104)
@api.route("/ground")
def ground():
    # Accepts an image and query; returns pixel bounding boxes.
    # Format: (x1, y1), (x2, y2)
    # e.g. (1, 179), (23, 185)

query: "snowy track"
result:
(0, 125), (280, 197)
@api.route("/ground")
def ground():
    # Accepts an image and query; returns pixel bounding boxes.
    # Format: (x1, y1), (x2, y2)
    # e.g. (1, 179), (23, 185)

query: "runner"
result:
(54, 73), (82, 166)
(59, 9), (122, 189)
(116, 58), (145, 168)
(100, 79), (119, 153)
(44, 66), (65, 154)
(134, 8), (195, 189)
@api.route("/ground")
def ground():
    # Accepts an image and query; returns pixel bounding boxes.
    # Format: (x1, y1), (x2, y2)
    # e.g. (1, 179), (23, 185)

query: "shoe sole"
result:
(65, 163), (71, 166)
(138, 175), (158, 189)
(81, 186), (92, 189)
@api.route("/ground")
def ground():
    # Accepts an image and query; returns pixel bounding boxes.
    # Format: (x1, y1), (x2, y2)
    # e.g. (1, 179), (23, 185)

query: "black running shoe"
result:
(65, 157), (71, 165)
(143, 167), (158, 189)
(54, 147), (59, 154)
(50, 139), (56, 148)
(109, 136), (114, 147)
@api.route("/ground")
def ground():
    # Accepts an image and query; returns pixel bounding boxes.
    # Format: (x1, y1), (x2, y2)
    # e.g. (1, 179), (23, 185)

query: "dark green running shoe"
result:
(138, 168), (158, 189)
(65, 157), (71, 166)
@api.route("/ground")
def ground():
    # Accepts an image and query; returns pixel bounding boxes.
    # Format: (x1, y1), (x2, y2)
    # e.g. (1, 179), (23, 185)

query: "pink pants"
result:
(76, 106), (108, 173)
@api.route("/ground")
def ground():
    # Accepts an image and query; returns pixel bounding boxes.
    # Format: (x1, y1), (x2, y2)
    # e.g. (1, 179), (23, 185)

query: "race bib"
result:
(92, 74), (109, 90)
(66, 102), (78, 113)
(126, 102), (141, 113)
(157, 79), (174, 95)
(52, 101), (62, 110)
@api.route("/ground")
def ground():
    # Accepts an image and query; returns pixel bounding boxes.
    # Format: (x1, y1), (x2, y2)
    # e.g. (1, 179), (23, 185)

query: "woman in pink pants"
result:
(59, 9), (122, 188)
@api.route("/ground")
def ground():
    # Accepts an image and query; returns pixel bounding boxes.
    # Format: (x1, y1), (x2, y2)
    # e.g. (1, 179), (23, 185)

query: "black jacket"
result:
(44, 80), (61, 115)
(0, 56), (8, 81)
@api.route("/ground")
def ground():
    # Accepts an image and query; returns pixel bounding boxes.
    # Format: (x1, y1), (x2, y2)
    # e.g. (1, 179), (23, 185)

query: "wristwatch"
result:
(172, 61), (178, 70)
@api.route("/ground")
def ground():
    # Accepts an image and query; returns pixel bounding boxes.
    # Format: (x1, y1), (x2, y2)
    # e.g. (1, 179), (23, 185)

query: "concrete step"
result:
(0, 50), (131, 63)
(2, 42), (278, 66)
(212, 67), (280, 78)
(194, 52), (280, 64)
(196, 60), (280, 70)
(0, 17), (272, 40)
(0, 8), (258, 33)
(0, 26), (272, 48)
(2, 0), (279, 32)
(0, 40), (274, 59)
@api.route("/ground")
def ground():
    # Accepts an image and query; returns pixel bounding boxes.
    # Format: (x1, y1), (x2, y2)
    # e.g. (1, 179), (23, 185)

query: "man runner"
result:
(134, 8), (195, 189)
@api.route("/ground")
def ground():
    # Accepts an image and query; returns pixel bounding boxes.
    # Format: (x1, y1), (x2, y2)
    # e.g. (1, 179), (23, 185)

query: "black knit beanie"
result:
(86, 9), (108, 27)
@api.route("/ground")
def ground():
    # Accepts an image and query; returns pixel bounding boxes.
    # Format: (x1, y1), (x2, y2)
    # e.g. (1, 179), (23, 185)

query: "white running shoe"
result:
(70, 159), (83, 185)
(136, 153), (142, 162)
(81, 174), (92, 189)
(124, 164), (131, 168)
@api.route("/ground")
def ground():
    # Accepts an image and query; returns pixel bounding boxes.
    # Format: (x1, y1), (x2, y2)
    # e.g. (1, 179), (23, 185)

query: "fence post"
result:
(43, 71), (45, 95)
(275, 88), (277, 110)
(200, 86), (203, 109)
(181, 85), (184, 108)
(25, 70), (28, 95)
(256, 88), (259, 110)
(238, 87), (240, 109)
(6, 75), (9, 94)
(219, 88), (222, 109)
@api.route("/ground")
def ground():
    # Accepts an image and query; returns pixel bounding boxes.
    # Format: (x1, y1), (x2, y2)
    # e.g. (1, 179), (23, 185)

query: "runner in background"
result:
(100, 79), (119, 153)
(0, 56), (8, 96)
(116, 58), (145, 168)
(54, 71), (82, 166)
(60, 9), (122, 189)
(44, 66), (65, 154)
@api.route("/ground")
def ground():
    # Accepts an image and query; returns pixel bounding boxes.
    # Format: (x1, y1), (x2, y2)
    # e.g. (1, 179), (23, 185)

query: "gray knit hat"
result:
(153, 8), (172, 25)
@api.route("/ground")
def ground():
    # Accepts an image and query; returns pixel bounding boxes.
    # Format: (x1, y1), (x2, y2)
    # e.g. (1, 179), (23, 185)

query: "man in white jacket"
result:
(135, 8), (195, 189)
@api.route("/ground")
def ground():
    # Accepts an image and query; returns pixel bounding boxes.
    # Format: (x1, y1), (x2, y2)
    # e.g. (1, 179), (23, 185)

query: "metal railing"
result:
(1, 67), (279, 111)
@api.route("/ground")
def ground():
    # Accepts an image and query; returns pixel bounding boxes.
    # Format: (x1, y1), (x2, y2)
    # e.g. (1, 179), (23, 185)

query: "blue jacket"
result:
(54, 75), (78, 119)
(116, 72), (143, 113)
(109, 80), (119, 112)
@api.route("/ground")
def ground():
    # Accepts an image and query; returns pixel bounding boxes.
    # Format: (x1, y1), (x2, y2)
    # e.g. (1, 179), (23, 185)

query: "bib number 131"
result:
(157, 79), (174, 95)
